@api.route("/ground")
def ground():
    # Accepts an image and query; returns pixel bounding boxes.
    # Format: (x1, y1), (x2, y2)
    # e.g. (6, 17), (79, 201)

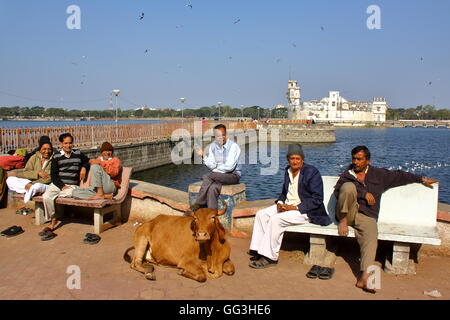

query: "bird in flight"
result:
(186, 4), (193, 9)
(234, 18), (241, 24)
(428, 81), (432, 85)
(291, 42), (297, 48)
(320, 26), (324, 31)
(139, 13), (144, 20)
(144, 49), (149, 54)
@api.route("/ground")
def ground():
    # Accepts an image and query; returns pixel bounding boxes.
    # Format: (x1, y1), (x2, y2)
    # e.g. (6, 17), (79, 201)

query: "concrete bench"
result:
(285, 176), (440, 274)
(188, 181), (246, 229)
(13, 167), (133, 234)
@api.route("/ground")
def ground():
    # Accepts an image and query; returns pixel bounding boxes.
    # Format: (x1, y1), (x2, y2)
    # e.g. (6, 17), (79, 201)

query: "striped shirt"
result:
(51, 149), (90, 189)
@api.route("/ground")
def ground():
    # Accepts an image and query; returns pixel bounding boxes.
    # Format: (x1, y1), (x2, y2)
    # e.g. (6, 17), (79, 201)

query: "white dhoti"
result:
(249, 204), (309, 261)
(42, 183), (78, 221)
(6, 176), (49, 203)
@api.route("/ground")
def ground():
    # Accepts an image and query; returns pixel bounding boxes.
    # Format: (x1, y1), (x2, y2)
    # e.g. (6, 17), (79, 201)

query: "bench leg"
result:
(94, 208), (103, 235)
(384, 242), (415, 275)
(93, 205), (122, 235)
(303, 235), (324, 265)
(34, 203), (46, 226)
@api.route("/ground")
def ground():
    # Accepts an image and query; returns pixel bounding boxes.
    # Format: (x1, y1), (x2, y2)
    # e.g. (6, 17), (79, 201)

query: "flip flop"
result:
(38, 227), (53, 236)
(306, 265), (322, 279)
(83, 233), (101, 245)
(247, 250), (261, 261)
(41, 231), (57, 241)
(318, 267), (335, 280)
(1, 226), (24, 238)
(249, 256), (278, 269)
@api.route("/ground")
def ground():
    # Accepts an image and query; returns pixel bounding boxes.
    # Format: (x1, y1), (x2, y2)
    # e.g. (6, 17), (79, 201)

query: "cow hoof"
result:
(145, 272), (156, 281)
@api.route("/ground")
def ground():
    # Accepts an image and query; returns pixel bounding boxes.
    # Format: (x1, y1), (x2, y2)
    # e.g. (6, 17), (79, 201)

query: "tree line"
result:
(0, 105), (288, 120)
(1, 104), (448, 120)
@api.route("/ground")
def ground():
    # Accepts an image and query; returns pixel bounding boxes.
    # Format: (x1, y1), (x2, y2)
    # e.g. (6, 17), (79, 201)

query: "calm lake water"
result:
(132, 128), (450, 204)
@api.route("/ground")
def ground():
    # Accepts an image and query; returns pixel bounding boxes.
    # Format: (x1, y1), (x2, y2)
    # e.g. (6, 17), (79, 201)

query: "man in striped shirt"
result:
(40, 133), (89, 240)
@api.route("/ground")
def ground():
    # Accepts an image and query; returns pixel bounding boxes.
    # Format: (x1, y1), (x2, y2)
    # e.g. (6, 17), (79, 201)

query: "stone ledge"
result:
(129, 179), (189, 212)
(188, 181), (246, 195)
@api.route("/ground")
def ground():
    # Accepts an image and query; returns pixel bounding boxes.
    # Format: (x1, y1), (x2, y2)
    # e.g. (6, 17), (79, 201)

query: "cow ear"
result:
(190, 219), (197, 233)
(217, 200), (227, 216)
(215, 217), (226, 242)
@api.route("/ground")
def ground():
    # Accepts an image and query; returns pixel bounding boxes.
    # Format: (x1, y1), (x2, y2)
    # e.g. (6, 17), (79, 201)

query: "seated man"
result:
(6, 138), (54, 203)
(334, 145), (438, 293)
(248, 144), (331, 269)
(41, 133), (89, 240)
(72, 141), (122, 200)
(192, 124), (241, 210)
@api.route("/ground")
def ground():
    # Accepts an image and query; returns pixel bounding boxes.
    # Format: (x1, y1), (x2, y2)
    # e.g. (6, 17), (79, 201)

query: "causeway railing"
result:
(0, 121), (257, 153)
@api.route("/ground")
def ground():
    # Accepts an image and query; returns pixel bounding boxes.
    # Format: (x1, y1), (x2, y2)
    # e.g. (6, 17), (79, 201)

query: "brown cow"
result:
(123, 205), (235, 282)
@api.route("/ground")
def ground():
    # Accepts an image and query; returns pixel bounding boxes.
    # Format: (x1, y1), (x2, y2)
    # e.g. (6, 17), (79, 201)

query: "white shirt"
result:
(278, 168), (302, 207)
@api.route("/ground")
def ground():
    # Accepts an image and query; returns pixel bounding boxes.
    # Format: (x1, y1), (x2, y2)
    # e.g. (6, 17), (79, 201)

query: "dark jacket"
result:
(334, 165), (423, 220)
(277, 163), (331, 226)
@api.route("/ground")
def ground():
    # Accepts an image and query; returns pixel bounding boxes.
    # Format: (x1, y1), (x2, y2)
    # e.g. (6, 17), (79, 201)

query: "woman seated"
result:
(6, 140), (53, 203)
(72, 142), (122, 200)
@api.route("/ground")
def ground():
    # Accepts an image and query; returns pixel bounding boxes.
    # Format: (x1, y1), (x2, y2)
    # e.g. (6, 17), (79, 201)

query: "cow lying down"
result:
(123, 205), (235, 282)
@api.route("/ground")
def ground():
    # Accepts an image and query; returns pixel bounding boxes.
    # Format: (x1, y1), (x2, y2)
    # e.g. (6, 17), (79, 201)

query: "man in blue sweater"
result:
(248, 144), (331, 269)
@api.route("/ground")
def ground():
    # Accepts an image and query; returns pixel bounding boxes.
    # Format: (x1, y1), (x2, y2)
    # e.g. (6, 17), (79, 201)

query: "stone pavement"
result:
(0, 208), (449, 300)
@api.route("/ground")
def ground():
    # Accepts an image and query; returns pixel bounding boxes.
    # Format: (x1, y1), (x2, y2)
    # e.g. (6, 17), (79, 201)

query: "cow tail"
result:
(123, 246), (135, 263)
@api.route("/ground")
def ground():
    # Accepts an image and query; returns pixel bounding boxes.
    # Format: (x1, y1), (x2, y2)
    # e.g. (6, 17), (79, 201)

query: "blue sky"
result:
(0, 0), (449, 110)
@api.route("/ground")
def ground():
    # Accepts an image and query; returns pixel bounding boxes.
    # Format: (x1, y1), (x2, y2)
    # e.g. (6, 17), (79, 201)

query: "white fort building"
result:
(286, 80), (387, 122)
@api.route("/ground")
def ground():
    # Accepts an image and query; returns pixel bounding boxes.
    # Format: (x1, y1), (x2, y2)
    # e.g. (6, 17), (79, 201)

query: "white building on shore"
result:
(286, 80), (387, 122)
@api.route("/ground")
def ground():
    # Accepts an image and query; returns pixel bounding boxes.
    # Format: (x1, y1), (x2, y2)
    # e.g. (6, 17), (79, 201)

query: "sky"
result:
(0, 0), (449, 111)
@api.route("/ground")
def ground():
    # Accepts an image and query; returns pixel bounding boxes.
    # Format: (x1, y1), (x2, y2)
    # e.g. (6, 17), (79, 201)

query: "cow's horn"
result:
(217, 200), (227, 216)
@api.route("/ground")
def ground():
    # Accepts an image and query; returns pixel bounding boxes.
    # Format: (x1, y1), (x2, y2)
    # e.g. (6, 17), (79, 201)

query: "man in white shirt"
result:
(248, 144), (331, 269)
(193, 124), (241, 210)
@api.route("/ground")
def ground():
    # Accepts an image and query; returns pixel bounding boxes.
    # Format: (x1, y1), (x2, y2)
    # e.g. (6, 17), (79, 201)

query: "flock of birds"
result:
(338, 161), (448, 172)
(66, 4), (437, 91)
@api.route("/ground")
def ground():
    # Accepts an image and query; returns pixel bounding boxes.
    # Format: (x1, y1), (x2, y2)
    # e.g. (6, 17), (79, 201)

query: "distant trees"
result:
(0, 105), (290, 119)
(387, 105), (450, 120)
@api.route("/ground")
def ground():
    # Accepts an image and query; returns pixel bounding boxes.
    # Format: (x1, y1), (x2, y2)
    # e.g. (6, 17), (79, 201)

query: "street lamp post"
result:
(217, 101), (222, 121)
(180, 97), (186, 123)
(112, 89), (121, 124)
(257, 107), (260, 120)
(240, 105), (244, 118)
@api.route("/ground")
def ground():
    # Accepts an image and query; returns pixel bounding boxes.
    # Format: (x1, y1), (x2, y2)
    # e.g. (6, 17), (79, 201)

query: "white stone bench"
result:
(286, 176), (441, 274)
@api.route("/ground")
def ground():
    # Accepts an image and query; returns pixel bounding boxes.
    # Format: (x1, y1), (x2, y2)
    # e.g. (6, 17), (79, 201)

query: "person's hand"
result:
(62, 185), (71, 191)
(365, 192), (376, 206)
(79, 168), (86, 181)
(38, 171), (49, 179)
(276, 203), (284, 213)
(283, 205), (298, 211)
(422, 177), (438, 189)
(25, 183), (32, 191)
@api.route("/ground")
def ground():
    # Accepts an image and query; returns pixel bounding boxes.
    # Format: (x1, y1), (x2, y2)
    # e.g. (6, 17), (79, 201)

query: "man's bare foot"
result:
(355, 272), (376, 294)
(103, 193), (113, 199)
(338, 217), (349, 236)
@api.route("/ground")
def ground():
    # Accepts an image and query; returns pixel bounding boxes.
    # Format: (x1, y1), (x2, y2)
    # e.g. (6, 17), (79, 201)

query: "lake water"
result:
(132, 128), (450, 204)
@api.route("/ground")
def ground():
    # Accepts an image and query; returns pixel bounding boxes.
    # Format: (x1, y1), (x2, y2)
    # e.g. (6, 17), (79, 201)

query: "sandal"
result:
(306, 265), (322, 279)
(318, 267), (335, 280)
(38, 227), (53, 236)
(249, 256), (278, 269)
(83, 233), (101, 245)
(1, 225), (24, 238)
(247, 250), (261, 261)
(41, 231), (57, 241)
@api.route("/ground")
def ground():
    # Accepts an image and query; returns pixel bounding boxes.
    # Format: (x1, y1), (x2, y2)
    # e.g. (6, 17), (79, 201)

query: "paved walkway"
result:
(0, 208), (449, 300)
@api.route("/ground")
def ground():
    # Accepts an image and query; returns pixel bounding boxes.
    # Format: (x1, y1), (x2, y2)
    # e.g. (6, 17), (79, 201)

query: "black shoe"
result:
(83, 233), (101, 245)
(1, 225), (24, 238)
